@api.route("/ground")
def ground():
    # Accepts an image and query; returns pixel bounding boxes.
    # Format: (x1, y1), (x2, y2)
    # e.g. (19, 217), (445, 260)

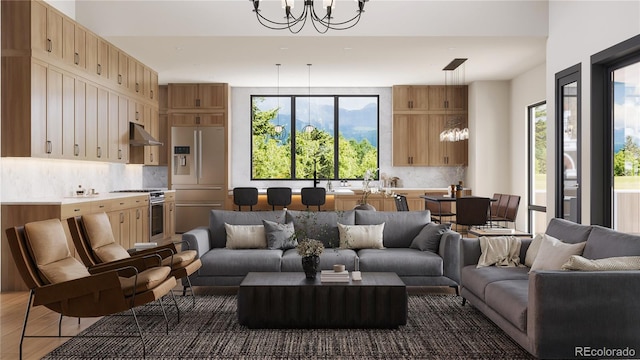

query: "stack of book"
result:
(320, 270), (350, 282)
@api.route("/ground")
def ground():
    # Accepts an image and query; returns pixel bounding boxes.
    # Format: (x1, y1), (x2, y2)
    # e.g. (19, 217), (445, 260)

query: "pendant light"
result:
(274, 64), (284, 135)
(303, 64), (315, 133)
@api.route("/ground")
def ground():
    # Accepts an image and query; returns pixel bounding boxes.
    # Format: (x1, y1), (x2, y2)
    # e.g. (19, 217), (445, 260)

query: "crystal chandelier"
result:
(251, 0), (369, 34)
(440, 58), (469, 142)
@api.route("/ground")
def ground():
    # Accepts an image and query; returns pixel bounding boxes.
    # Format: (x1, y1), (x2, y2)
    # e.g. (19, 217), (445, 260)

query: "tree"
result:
(614, 135), (640, 176)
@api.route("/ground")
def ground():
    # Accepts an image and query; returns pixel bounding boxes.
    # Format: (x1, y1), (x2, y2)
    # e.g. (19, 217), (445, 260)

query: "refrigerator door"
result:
(171, 127), (197, 185)
(198, 127), (226, 185)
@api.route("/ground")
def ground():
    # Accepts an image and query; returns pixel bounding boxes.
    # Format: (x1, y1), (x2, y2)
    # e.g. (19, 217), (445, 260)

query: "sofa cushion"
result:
(484, 280), (529, 332)
(562, 255), (640, 271)
(198, 248), (282, 276)
(338, 223), (385, 249)
(545, 217), (592, 244)
(286, 210), (355, 248)
(210, 210), (286, 248)
(281, 248), (358, 272)
(524, 233), (545, 267)
(224, 224), (267, 249)
(461, 265), (529, 301)
(530, 235), (585, 272)
(582, 226), (640, 259)
(410, 223), (451, 252)
(262, 220), (297, 250)
(355, 210), (430, 248)
(357, 248), (443, 276)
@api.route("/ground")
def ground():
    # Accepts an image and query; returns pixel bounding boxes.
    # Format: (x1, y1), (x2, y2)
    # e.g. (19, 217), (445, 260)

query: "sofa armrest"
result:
(439, 230), (461, 284)
(181, 226), (212, 258)
(528, 270), (640, 359)
(460, 237), (482, 268)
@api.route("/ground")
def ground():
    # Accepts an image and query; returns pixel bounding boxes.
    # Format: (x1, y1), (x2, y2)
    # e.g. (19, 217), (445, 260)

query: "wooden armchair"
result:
(67, 212), (201, 306)
(5, 218), (178, 359)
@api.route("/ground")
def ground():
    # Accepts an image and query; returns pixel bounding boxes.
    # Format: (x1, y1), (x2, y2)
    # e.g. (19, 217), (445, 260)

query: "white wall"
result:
(546, 0), (640, 223)
(230, 87), (465, 190)
(45, 0), (75, 19)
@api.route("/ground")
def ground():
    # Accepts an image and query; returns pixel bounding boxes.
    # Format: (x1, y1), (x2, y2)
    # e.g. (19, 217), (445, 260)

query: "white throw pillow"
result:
(562, 255), (640, 271)
(224, 224), (266, 249)
(524, 233), (550, 267)
(337, 223), (385, 249)
(529, 235), (586, 272)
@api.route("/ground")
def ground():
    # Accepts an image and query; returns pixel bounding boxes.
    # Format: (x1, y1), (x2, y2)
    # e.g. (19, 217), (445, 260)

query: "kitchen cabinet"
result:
(158, 113), (169, 166)
(30, 0), (63, 61)
(97, 38), (109, 79)
(392, 85), (430, 112)
(96, 87), (108, 160)
(74, 78), (87, 158)
(144, 106), (160, 165)
(164, 192), (176, 240)
(392, 114), (430, 166)
(427, 114), (468, 166)
(428, 85), (468, 112)
(170, 113), (224, 127)
(62, 18), (86, 69)
(107, 91), (128, 163)
(108, 209), (132, 251)
(168, 83), (228, 110)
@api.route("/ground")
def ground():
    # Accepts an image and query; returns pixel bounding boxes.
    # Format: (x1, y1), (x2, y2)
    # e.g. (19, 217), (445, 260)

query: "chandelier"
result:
(439, 58), (469, 142)
(251, 0), (369, 34)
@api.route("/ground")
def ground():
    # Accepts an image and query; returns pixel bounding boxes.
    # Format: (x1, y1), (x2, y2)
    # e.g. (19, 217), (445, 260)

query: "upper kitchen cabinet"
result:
(392, 114), (430, 166)
(30, 0), (64, 61)
(169, 83), (228, 110)
(108, 44), (128, 88)
(392, 86), (430, 112)
(427, 114), (468, 166)
(85, 31), (108, 79)
(170, 113), (225, 127)
(62, 18), (87, 70)
(428, 85), (468, 112)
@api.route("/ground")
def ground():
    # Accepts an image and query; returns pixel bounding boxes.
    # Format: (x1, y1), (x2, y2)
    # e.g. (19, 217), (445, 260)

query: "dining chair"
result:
(395, 195), (409, 211)
(301, 187), (326, 211)
(267, 187), (292, 210)
(491, 194), (521, 228)
(453, 197), (491, 233)
(6, 218), (178, 359)
(233, 187), (259, 211)
(489, 193), (510, 226)
(425, 193), (455, 223)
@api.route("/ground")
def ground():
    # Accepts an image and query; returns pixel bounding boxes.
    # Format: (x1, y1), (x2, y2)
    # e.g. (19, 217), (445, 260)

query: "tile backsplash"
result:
(0, 158), (144, 201)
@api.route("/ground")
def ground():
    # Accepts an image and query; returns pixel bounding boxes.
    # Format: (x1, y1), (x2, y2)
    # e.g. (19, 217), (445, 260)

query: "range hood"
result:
(130, 123), (162, 146)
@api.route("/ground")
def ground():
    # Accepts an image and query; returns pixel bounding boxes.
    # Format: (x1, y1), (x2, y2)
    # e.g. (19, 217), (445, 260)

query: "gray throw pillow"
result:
(263, 219), (298, 250)
(410, 223), (451, 252)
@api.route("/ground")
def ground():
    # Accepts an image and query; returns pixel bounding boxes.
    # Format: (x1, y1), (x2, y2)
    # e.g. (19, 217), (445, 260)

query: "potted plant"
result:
(355, 168), (379, 210)
(296, 238), (324, 279)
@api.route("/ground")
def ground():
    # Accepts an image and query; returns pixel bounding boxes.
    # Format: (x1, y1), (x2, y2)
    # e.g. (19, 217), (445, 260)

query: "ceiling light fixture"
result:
(251, 0), (369, 34)
(440, 58), (469, 142)
(303, 64), (315, 133)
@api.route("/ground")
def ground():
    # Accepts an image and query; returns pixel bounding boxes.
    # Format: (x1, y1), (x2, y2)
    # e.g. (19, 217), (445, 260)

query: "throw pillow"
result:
(224, 223), (266, 249)
(529, 235), (586, 272)
(477, 236), (521, 268)
(562, 255), (640, 271)
(337, 223), (385, 249)
(524, 233), (549, 267)
(410, 223), (451, 252)
(262, 219), (298, 250)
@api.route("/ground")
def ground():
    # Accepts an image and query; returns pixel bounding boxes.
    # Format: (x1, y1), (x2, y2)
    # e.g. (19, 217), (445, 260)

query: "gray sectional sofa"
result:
(459, 218), (640, 359)
(182, 209), (461, 287)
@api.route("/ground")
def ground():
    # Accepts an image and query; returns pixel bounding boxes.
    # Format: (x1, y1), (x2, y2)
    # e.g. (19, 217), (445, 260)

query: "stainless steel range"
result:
(112, 189), (165, 242)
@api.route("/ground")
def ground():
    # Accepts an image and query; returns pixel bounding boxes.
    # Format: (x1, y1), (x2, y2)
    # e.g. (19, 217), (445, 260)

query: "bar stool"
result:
(267, 187), (292, 210)
(301, 187), (326, 211)
(233, 187), (258, 211)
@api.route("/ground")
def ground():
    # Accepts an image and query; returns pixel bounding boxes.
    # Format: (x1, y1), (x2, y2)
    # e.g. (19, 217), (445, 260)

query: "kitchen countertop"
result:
(226, 187), (453, 196)
(1, 191), (174, 206)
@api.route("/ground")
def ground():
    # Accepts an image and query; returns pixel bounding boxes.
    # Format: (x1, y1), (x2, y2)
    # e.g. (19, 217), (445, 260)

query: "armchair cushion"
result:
(161, 249), (198, 268)
(39, 256), (91, 284)
(119, 266), (171, 296)
(24, 218), (71, 266)
(94, 243), (131, 263)
(82, 213), (117, 248)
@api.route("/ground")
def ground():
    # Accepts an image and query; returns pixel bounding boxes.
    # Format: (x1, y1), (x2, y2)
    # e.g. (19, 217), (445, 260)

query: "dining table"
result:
(420, 195), (497, 225)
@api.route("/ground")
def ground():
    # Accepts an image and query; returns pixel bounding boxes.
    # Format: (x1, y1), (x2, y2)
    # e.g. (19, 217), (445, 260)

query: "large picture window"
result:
(251, 95), (379, 180)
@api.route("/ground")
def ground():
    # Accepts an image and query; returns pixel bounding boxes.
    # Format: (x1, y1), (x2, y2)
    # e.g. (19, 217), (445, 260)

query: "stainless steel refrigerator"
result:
(171, 126), (226, 233)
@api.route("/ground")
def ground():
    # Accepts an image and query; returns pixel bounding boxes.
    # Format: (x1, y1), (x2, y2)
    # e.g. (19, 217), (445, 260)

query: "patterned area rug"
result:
(43, 294), (534, 359)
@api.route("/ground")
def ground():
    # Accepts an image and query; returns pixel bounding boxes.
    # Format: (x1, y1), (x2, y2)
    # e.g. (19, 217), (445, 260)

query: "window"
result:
(528, 101), (547, 233)
(251, 95), (379, 180)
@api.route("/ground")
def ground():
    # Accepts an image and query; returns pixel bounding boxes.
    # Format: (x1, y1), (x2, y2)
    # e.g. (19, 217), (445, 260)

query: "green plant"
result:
(296, 239), (324, 257)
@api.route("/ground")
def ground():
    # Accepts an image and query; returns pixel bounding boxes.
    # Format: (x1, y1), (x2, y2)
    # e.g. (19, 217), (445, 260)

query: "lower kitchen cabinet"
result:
(164, 192), (176, 240)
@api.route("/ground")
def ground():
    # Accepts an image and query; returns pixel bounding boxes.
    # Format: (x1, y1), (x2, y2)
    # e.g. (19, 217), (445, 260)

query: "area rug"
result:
(43, 294), (534, 359)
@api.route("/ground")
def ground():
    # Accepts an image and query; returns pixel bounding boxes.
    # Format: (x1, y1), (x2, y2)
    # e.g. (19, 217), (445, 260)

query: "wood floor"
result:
(0, 285), (455, 359)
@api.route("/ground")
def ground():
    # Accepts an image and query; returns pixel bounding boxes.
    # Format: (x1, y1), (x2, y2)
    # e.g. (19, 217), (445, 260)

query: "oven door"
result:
(150, 202), (164, 241)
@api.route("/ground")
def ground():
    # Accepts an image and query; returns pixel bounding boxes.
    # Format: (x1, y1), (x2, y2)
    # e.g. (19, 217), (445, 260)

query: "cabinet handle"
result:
(135, 83), (140, 93)
(97, 64), (102, 75)
(97, 146), (102, 158)
(195, 116), (201, 125)
(99, 205), (105, 208)
(195, 99), (201, 107)
(74, 53), (79, 65)
(47, 39), (52, 52)
(120, 213), (124, 223)
(118, 149), (122, 160)
(74, 144), (79, 156)
(150, 90), (154, 99)
(150, 153), (154, 162)
(118, 74), (122, 85)
(136, 209), (141, 219)
(135, 111), (139, 120)
(46, 141), (52, 154)
(74, 208), (81, 212)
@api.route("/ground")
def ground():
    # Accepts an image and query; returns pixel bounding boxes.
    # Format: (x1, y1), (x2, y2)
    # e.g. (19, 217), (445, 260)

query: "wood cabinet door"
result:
(108, 45), (119, 85)
(170, 113), (197, 126)
(428, 85), (467, 111)
(198, 84), (226, 109)
(427, 114), (448, 166)
(135, 61), (144, 95)
(411, 114), (430, 165)
(118, 96), (129, 162)
(85, 31), (98, 76)
(199, 113), (225, 126)
(46, 66), (63, 157)
(411, 86), (430, 111)
(62, 17), (75, 66)
(31, 1), (48, 56)
(446, 85), (468, 111)
(31, 61), (48, 157)
(150, 72), (158, 101)
(118, 52), (128, 87)
(74, 25), (86, 69)
(96, 38), (108, 78)
(74, 78), (86, 158)
(392, 114), (412, 166)
(61, 73), (75, 159)
(164, 200), (175, 239)
(428, 86), (448, 111)
(85, 83), (98, 161)
(392, 86), (411, 111)
(169, 84), (198, 109)
(46, 6), (63, 61)
(107, 92), (119, 161)
(158, 113), (168, 166)
(143, 67), (151, 98)
(127, 57), (137, 92)
(131, 206), (147, 244)
(144, 106), (159, 165)
(96, 87), (108, 160)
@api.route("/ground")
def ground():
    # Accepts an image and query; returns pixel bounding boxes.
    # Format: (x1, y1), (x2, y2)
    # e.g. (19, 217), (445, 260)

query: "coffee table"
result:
(237, 272), (407, 329)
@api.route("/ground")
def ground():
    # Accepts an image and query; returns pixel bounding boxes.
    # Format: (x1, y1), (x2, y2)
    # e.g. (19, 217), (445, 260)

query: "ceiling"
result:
(71, 0), (549, 87)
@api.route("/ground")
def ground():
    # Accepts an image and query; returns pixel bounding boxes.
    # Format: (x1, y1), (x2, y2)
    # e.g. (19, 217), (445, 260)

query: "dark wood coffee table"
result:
(237, 272), (407, 329)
